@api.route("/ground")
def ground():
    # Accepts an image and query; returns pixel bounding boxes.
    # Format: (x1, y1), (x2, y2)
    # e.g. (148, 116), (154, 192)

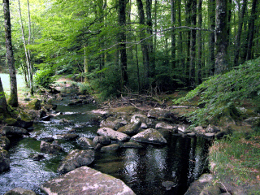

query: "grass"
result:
(209, 127), (260, 194)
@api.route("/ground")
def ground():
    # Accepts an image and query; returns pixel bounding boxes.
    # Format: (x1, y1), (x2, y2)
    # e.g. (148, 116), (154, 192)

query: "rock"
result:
(162, 181), (176, 190)
(194, 126), (205, 133)
(155, 122), (177, 132)
(97, 127), (130, 142)
(244, 117), (260, 126)
(91, 109), (110, 118)
(77, 137), (95, 149)
(68, 99), (83, 106)
(93, 136), (111, 146)
(4, 187), (36, 195)
(199, 184), (222, 195)
(100, 144), (120, 153)
(141, 123), (148, 129)
(204, 133), (215, 138)
(147, 108), (176, 122)
(41, 115), (52, 121)
(0, 149), (10, 173)
(30, 153), (45, 161)
(2, 126), (29, 137)
(41, 166), (135, 195)
(187, 132), (196, 137)
(130, 114), (147, 123)
(27, 99), (41, 110)
(100, 117), (127, 130)
(57, 149), (95, 174)
(130, 128), (167, 145)
(56, 134), (79, 141)
(0, 136), (10, 150)
(206, 125), (220, 133)
(185, 174), (214, 195)
(177, 125), (191, 134)
(40, 141), (64, 155)
(117, 120), (141, 135)
(15, 119), (33, 129)
(215, 131), (227, 139)
(121, 141), (143, 149)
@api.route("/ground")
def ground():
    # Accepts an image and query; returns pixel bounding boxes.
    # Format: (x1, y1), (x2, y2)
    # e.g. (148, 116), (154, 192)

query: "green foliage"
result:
(173, 57), (260, 125)
(34, 67), (56, 88)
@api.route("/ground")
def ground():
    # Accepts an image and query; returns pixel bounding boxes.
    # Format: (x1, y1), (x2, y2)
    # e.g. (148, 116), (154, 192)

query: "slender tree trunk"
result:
(196, 0), (202, 84)
(171, 0), (176, 70)
(246, 0), (258, 60)
(185, 0), (191, 83)
(27, 0), (33, 95)
(234, 0), (247, 66)
(118, 0), (128, 88)
(136, 0), (149, 89)
(208, 0), (215, 76)
(215, 0), (228, 75)
(3, 0), (18, 107)
(189, 0), (196, 85)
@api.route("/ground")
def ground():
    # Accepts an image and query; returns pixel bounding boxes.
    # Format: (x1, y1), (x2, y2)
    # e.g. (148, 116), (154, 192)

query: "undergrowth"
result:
(173, 57), (260, 126)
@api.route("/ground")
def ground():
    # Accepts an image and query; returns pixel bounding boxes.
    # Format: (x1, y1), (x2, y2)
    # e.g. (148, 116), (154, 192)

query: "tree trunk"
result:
(215, 0), (228, 75)
(208, 0), (215, 76)
(234, 0), (247, 66)
(189, 0), (196, 85)
(171, 0), (176, 69)
(0, 77), (8, 114)
(136, 0), (149, 89)
(118, 0), (128, 88)
(185, 0), (191, 83)
(246, 0), (258, 61)
(3, 0), (18, 107)
(196, 0), (202, 84)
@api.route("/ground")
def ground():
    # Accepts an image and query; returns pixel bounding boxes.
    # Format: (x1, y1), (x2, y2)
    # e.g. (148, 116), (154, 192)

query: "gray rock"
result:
(162, 181), (176, 190)
(97, 127), (130, 142)
(77, 137), (95, 149)
(118, 120), (141, 135)
(0, 149), (10, 173)
(185, 174), (214, 195)
(4, 187), (36, 195)
(130, 114), (147, 123)
(155, 122), (176, 130)
(2, 126), (29, 137)
(177, 125), (191, 134)
(100, 144), (120, 153)
(93, 136), (111, 146)
(147, 108), (176, 122)
(204, 133), (215, 138)
(30, 153), (45, 161)
(100, 117), (126, 130)
(206, 125), (220, 133)
(56, 134), (79, 141)
(130, 128), (167, 145)
(40, 141), (64, 155)
(57, 149), (95, 174)
(41, 166), (135, 195)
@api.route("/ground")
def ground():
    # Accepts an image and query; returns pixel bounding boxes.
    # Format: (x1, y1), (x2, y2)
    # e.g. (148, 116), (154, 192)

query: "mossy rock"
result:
(27, 99), (42, 110)
(18, 111), (32, 122)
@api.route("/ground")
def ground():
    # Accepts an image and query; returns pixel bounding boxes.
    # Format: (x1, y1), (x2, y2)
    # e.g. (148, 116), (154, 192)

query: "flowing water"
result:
(0, 98), (211, 195)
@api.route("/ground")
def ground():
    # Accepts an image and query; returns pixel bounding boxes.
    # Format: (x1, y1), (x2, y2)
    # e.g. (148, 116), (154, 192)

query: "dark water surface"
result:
(0, 98), (211, 195)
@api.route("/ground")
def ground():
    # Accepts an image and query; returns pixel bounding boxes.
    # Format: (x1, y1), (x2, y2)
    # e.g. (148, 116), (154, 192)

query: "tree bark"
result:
(118, 0), (128, 87)
(215, 0), (228, 75)
(3, 0), (18, 107)
(189, 0), (196, 85)
(196, 0), (202, 84)
(246, 0), (258, 61)
(234, 0), (247, 66)
(208, 0), (215, 76)
(171, 0), (176, 69)
(0, 77), (8, 114)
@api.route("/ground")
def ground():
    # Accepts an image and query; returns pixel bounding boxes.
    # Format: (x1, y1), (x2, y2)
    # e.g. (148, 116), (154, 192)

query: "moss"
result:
(27, 99), (42, 110)
(4, 118), (17, 125)
(18, 111), (32, 122)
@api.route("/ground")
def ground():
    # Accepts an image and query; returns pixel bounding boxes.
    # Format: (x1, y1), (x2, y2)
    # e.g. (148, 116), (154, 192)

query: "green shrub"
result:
(173, 57), (260, 125)
(34, 68), (56, 88)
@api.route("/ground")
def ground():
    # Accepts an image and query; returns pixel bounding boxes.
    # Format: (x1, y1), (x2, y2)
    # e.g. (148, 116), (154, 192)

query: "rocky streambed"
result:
(0, 93), (220, 195)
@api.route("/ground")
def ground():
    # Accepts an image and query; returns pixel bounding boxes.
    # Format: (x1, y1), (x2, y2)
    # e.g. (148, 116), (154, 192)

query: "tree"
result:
(214, 0), (228, 75)
(3, 0), (18, 107)
(0, 77), (8, 114)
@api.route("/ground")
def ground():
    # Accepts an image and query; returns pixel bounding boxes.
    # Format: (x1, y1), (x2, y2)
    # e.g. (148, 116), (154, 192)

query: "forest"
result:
(1, 0), (259, 100)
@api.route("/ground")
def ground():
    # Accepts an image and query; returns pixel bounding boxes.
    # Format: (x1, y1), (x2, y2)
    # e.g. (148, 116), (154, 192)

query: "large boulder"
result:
(97, 127), (130, 142)
(2, 126), (29, 137)
(41, 166), (135, 195)
(0, 149), (10, 173)
(100, 144), (120, 153)
(92, 135), (111, 146)
(130, 128), (167, 145)
(117, 120), (141, 135)
(4, 187), (36, 195)
(27, 99), (41, 110)
(40, 141), (64, 155)
(57, 149), (95, 174)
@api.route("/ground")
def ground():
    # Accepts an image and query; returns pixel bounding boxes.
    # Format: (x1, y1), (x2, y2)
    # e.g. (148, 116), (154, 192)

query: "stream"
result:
(0, 97), (211, 195)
